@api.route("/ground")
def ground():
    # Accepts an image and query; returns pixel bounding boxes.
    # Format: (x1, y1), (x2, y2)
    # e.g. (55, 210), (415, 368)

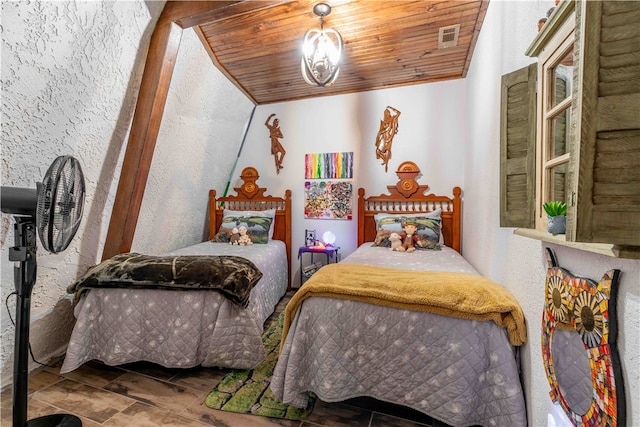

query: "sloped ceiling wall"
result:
(0, 0), (253, 382)
(132, 28), (254, 253)
(1, 0), (165, 380)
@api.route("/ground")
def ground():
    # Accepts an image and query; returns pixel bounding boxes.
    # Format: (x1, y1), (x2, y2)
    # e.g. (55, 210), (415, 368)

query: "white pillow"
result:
(223, 208), (276, 239)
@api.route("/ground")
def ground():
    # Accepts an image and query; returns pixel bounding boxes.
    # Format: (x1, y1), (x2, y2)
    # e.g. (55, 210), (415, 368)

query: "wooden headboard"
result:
(208, 167), (292, 289)
(357, 161), (462, 253)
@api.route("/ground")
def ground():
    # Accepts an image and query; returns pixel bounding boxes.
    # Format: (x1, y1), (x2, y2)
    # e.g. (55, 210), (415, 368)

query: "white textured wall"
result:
(463, 1), (640, 426)
(233, 80), (467, 276)
(1, 0), (164, 384)
(132, 28), (254, 254)
(0, 0), (253, 386)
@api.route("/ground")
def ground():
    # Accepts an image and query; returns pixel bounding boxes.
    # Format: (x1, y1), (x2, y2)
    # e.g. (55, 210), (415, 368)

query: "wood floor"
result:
(1, 293), (452, 427)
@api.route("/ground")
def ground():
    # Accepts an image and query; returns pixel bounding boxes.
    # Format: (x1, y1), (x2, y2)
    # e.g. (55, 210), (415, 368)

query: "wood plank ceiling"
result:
(193, 0), (489, 105)
(101, 0), (489, 259)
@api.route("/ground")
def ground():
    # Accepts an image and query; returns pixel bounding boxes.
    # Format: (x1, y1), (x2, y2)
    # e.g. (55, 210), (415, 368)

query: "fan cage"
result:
(36, 156), (85, 253)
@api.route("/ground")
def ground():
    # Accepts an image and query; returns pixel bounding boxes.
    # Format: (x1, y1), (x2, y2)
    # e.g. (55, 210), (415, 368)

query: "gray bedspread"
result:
(61, 241), (287, 373)
(271, 244), (527, 426)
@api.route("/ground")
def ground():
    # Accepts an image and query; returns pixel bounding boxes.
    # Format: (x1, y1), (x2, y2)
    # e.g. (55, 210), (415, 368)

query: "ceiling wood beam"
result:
(102, 1), (287, 260)
(102, 4), (187, 260)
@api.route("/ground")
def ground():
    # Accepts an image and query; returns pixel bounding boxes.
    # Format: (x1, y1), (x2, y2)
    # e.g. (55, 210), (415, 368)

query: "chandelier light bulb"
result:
(301, 3), (342, 87)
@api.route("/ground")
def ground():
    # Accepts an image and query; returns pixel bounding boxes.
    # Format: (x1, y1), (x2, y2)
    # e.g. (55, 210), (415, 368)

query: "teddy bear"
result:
(402, 220), (419, 253)
(389, 232), (404, 251)
(237, 225), (253, 246)
(229, 227), (240, 245)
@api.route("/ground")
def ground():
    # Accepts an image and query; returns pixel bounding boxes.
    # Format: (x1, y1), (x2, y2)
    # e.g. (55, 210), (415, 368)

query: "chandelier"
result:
(301, 3), (343, 87)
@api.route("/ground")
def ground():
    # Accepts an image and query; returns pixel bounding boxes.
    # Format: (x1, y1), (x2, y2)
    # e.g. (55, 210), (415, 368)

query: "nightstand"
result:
(298, 245), (340, 286)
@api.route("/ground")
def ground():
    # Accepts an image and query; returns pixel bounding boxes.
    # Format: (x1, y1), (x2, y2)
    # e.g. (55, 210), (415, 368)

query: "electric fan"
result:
(1, 155), (85, 427)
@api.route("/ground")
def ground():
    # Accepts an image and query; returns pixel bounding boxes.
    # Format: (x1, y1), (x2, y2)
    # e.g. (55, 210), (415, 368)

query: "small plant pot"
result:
(547, 215), (566, 235)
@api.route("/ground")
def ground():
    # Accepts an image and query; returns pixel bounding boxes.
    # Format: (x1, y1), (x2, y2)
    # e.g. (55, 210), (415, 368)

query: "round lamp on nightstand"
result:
(322, 231), (336, 246)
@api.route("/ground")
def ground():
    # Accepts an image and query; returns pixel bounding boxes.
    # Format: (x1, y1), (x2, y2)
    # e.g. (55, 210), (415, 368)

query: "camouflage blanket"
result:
(67, 252), (263, 308)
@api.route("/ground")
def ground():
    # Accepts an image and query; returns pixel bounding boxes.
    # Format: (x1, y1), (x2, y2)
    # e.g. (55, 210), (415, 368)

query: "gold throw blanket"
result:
(283, 263), (527, 347)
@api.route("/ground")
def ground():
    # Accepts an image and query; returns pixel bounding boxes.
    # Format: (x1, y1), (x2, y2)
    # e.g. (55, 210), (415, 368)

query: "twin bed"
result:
(61, 167), (292, 373)
(62, 163), (527, 426)
(271, 162), (528, 426)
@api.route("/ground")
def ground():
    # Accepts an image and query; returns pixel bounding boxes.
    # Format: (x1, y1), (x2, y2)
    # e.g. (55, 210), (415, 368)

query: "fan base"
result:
(26, 414), (82, 427)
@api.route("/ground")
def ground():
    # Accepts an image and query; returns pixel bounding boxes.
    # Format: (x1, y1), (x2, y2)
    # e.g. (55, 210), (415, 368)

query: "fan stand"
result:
(9, 217), (81, 427)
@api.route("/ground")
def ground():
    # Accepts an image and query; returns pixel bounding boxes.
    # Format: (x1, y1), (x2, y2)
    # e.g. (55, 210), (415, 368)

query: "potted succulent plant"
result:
(543, 201), (567, 235)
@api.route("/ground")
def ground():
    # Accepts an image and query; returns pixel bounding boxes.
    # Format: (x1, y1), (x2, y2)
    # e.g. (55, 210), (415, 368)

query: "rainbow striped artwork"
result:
(305, 152), (353, 179)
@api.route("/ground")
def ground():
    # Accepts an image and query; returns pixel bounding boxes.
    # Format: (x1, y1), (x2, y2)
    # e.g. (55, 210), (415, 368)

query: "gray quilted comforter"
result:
(61, 241), (287, 374)
(271, 244), (527, 426)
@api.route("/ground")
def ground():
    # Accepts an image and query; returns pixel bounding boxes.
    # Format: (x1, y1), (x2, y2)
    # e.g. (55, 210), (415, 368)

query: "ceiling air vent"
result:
(438, 24), (460, 49)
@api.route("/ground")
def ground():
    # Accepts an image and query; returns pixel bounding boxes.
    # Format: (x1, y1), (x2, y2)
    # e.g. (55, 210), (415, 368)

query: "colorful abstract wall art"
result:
(304, 181), (353, 220)
(541, 249), (624, 426)
(305, 152), (353, 179)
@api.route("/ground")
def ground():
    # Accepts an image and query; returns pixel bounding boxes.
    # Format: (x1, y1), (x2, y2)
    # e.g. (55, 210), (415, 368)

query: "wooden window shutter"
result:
(570, 1), (640, 247)
(500, 63), (537, 228)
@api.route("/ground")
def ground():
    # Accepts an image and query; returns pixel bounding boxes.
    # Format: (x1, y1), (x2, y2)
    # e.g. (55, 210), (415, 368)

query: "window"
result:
(535, 21), (574, 230)
(500, 0), (640, 258)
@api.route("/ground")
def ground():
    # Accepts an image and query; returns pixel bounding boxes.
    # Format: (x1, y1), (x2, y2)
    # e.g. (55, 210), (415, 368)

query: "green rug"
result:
(204, 312), (316, 420)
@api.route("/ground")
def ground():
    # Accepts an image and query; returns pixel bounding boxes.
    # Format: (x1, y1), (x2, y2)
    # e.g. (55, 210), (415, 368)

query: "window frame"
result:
(503, 0), (640, 258)
(534, 18), (575, 231)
